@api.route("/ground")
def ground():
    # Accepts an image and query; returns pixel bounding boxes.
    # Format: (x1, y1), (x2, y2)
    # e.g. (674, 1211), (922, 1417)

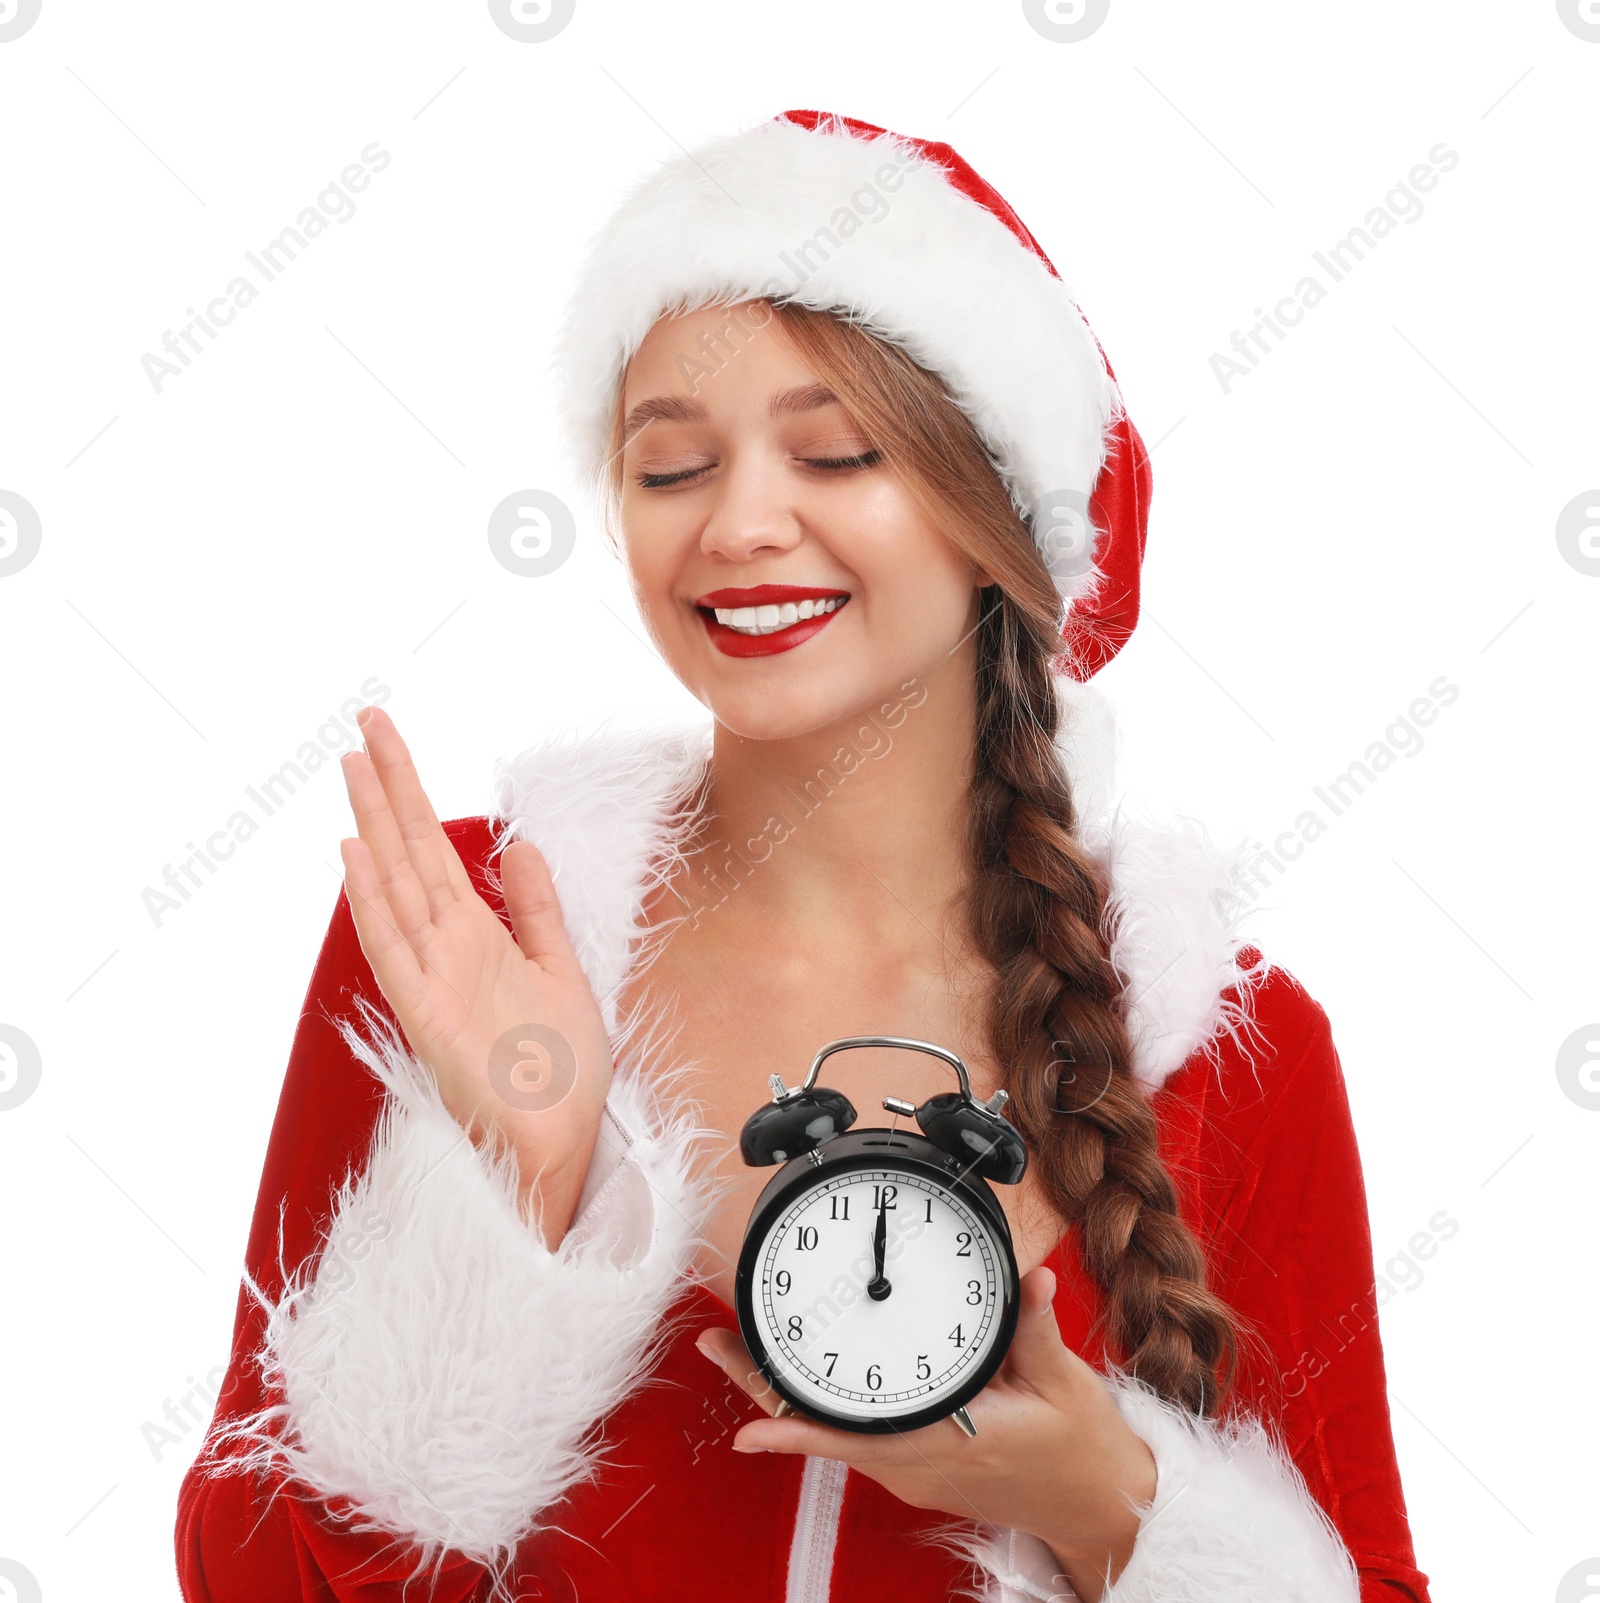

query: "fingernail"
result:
(355, 706), (373, 728)
(695, 1338), (725, 1371)
(732, 1440), (768, 1453)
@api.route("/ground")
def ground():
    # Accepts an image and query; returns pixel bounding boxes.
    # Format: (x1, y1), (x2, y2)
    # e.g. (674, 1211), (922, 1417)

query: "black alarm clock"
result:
(734, 1036), (1028, 1437)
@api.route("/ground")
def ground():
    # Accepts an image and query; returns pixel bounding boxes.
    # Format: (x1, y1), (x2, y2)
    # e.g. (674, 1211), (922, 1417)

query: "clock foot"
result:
(951, 1405), (978, 1438)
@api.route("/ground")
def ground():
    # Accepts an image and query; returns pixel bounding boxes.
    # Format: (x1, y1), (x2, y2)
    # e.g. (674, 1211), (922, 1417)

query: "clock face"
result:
(745, 1164), (1012, 1427)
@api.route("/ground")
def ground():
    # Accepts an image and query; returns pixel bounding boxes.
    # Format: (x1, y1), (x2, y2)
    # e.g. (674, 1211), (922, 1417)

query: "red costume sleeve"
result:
(1191, 963), (1434, 1603)
(173, 836), (494, 1601)
(175, 815), (716, 1602)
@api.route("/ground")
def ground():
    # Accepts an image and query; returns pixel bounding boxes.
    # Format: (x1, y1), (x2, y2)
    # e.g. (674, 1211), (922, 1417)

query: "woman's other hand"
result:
(695, 1266), (1157, 1602)
(338, 705), (614, 1249)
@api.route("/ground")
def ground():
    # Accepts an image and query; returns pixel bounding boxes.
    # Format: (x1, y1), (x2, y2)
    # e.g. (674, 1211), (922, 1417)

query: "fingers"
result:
(340, 707), (469, 941)
(1002, 1265), (1085, 1397)
(356, 707), (474, 903)
(340, 747), (432, 941)
(1024, 1263), (1057, 1312)
(696, 1329), (793, 1426)
(732, 1415), (846, 1457)
(500, 840), (579, 974)
(339, 835), (426, 1009)
(694, 1327), (889, 1464)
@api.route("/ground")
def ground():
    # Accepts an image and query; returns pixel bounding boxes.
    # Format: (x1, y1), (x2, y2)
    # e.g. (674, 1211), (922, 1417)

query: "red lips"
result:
(693, 584), (852, 659)
(694, 583), (851, 607)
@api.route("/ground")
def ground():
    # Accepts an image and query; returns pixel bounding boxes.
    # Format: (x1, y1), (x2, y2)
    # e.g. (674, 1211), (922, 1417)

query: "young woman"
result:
(176, 111), (1432, 1603)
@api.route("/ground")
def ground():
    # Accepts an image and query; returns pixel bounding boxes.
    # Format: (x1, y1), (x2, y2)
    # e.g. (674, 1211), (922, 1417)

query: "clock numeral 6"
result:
(866, 1363), (882, 1390)
(967, 1279), (983, 1305)
(916, 1354), (931, 1380)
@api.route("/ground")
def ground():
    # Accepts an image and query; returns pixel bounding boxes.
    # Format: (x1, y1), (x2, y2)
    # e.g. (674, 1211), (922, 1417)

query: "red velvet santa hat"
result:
(554, 108), (1151, 680)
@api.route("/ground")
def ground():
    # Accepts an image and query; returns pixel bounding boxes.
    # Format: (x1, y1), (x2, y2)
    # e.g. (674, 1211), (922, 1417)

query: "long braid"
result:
(967, 587), (1238, 1415)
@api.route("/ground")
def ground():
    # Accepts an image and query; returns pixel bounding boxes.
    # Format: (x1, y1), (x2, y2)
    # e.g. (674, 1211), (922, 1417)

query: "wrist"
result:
(509, 1116), (603, 1249)
(1039, 1419), (1156, 1600)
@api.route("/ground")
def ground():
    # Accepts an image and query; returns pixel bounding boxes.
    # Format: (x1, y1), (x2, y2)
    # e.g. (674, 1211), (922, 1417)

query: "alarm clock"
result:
(734, 1035), (1028, 1437)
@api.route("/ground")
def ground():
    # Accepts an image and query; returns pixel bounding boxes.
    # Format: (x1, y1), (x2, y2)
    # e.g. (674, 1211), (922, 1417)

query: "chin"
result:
(698, 674), (898, 747)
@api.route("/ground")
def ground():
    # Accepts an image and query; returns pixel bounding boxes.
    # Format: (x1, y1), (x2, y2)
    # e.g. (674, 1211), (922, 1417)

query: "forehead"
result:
(621, 300), (808, 395)
(620, 303), (852, 442)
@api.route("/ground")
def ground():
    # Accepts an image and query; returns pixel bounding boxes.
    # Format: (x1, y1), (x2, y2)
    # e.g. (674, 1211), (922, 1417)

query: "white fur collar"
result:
(488, 687), (1265, 1095)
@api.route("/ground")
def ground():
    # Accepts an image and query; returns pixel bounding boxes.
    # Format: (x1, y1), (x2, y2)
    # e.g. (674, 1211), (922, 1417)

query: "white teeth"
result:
(712, 596), (845, 635)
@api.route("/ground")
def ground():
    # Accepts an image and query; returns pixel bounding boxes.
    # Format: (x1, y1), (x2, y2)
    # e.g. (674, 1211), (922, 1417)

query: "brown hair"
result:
(606, 298), (1240, 1416)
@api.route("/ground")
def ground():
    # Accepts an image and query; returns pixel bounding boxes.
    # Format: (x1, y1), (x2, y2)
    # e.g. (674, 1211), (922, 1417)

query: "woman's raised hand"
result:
(337, 705), (613, 1249)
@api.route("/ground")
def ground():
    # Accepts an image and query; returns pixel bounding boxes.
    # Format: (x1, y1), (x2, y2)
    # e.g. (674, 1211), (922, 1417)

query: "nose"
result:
(698, 450), (804, 563)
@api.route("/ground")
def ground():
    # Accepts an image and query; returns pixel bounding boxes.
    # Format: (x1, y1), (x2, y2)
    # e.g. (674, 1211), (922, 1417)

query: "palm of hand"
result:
(338, 705), (614, 1240)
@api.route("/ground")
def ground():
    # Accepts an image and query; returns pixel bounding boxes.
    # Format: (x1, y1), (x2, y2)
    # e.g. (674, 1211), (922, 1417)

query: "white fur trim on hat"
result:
(552, 113), (1122, 595)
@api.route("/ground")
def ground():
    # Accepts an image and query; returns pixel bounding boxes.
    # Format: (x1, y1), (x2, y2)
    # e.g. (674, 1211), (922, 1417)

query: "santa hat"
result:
(553, 108), (1151, 679)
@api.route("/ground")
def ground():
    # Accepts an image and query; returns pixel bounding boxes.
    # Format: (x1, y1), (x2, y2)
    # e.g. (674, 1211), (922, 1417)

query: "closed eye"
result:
(636, 465), (709, 489)
(808, 448), (884, 471)
(802, 450), (882, 472)
(634, 448), (882, 490)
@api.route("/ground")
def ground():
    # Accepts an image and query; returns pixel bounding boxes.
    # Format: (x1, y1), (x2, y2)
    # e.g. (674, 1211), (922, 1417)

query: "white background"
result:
(1, 2), (1595, 1599)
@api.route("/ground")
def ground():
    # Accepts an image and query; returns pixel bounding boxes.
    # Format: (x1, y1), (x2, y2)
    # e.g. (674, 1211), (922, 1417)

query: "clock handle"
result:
(797, 1035), (979, 1099)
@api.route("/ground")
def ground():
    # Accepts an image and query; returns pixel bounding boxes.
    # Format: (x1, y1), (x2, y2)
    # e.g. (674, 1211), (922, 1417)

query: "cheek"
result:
(620, 507), (685, 606)
(842, 488), (977, 620)
(857, 555), (981, 658)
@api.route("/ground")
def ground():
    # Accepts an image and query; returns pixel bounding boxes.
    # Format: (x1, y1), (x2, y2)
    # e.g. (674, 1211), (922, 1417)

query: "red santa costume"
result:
(175, 111), (1433, 1602)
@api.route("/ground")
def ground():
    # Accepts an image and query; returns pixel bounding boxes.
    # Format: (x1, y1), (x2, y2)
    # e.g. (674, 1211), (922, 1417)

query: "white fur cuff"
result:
(1102, 1371), (1361, 1601)
(953, 1373), (1361, 1603)
(204, 1007), (717, 1576)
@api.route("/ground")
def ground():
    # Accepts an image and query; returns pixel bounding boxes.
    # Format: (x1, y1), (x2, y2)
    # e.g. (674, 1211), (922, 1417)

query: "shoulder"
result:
(1150, 952), (1357, 1237)
(1152, 954), (1339, 1119)
(1077, 808), (1274, 1094)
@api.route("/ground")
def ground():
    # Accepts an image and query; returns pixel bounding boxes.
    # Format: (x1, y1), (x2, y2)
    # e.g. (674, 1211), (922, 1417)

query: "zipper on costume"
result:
(785, 1454), (847, 1603)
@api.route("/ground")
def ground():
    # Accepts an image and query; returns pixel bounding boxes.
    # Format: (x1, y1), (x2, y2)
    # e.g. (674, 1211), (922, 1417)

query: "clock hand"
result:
(867, 1194), (891, 1301)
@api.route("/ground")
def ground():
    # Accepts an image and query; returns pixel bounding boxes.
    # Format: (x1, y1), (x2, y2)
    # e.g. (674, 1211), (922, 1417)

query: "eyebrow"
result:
(621, 382), (842, 445)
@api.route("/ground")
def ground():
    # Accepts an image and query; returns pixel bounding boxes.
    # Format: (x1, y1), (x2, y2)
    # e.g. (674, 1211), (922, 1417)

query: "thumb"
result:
(1002, 1265), (1073, 1388)
(500, 840), (579, 972)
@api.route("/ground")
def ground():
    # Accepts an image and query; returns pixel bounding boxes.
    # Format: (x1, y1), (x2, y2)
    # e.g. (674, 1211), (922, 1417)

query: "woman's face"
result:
(616, 300), (990, 742)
